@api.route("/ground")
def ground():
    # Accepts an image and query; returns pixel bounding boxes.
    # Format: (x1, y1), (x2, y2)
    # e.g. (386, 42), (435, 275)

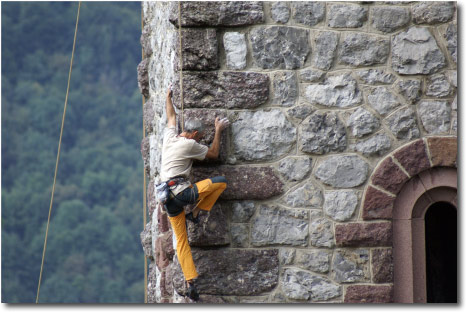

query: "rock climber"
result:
(160, 85), (229, 301)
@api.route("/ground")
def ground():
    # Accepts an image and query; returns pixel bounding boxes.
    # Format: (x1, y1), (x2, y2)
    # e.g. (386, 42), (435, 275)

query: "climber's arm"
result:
(166, 85), (176, 128)
(205, 117), (229, 159)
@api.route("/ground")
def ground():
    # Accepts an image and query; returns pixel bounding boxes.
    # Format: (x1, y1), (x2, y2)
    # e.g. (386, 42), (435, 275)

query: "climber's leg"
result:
(168, 211), (198, 281)
(192, 176), (227, 216)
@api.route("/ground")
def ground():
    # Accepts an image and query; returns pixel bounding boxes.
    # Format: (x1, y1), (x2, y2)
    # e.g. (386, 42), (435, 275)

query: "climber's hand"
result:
(215, 117), (230, 132)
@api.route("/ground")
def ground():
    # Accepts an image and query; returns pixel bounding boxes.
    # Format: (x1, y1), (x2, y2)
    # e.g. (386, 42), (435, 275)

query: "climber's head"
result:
(183, 118), (205, 142)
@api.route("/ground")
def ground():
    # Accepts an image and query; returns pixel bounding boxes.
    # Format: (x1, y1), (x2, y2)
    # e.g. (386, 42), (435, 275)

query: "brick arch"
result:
(362, 137), (457, 220)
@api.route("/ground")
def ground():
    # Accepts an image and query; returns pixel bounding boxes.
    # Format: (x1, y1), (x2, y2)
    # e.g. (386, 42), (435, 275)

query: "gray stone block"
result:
(170, 1), (265, 27)
(187, 202), (230, 247)
(331, 249), (370, 283)
(251, 205), (309, 246)
(299, 111), (347, 155)
(278, 156), (313, 182)
(315, 155), (369, 188)
(173, 71), (268, 109)
(177, 28), (218, 70)
(392, 27), (446, 75)
(304, 73), (362, 108)
(350, 133), (392, 156)
(328, 3), (367, 28)
(286, 105), (315, 122)
(324, 190), (358, 222)
(367, 87), (401, 116)
(418, 100), (451, 134)
(232, 109), (296, 161)
(250, 26), (310, 69)
(282, 181), (323, 209)
(338, 33), (390, 67)
(298, 68), (325, 82)
(370, 6), (410, 33)
(313, 31), (338, 70)
(310, 217), (335, 248)
(230, 224), (249, 247)
(282, 268), (341, 301)
(224, 32), (247, 70)
(296, 250), (331, 273)
(272, 71), (298, 107)
(426, 73), (454, 98)
(396, 79), (422, 103)
(347, 107), (380, 138)
(271, 2), (290, 23)
(172, 249), (279, 296)
(385, 107), (420, 140)
(444, 23), (457, 63)
(280, 248), (296, 265)
(231, 201), (255, 223)
(292, 2), (325, 26)
(412, 1), (455, 24)
(355, 69), (395, 85)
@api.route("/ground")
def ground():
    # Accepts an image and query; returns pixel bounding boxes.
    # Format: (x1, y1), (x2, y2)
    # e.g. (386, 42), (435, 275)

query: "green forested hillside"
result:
(2, 2), (144, 303)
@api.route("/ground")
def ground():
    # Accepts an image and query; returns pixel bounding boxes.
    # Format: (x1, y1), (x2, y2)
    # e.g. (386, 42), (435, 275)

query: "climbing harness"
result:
(36, 1), (81, 303)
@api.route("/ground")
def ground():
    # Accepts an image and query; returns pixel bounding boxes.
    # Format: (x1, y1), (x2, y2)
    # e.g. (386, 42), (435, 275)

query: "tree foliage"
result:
(2, 2), (145, 303)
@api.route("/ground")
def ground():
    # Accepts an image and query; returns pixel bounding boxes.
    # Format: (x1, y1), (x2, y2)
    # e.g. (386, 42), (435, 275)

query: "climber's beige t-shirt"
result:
(160, 126), (208, 194)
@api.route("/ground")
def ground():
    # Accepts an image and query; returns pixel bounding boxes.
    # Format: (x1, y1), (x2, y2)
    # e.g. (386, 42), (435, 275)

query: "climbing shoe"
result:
(186, 281), (199, 301)
(185, 212), (200, 224)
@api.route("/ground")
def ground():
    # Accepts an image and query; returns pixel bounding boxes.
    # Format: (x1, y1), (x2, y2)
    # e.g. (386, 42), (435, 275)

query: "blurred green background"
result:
(2, 1), (145, 303)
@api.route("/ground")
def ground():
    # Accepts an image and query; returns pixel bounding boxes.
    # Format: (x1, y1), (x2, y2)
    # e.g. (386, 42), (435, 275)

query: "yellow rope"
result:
(141, 5), (148, 305)
(178, 1), (185, 132)
(36, 1), (81, 304)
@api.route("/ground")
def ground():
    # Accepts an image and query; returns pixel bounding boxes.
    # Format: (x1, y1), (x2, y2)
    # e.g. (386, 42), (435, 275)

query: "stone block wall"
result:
(139, 1), (457, 303)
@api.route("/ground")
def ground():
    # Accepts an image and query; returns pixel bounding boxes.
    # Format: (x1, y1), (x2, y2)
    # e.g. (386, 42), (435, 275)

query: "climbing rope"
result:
(177, 1), (185, 132)
(141, 5), (148, 304)
(36, 1), (81, 303)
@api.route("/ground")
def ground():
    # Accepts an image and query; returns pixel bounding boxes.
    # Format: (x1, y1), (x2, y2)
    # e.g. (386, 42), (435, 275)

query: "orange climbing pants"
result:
(167, 177), (227, 281)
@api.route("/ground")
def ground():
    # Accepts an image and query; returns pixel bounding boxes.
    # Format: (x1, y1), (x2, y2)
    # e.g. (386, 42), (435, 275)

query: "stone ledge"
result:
(344, 285), (393, 303)
(362, 186), (395, 220)
(172, 248), (279, 296)
(192, 165), (284, 200)
(172, 71), (269, 109)
(335, 222), (392, 247)
(371, 157), (409, 194)
(427, 137), (457, 167)
(393, 139), (431, 177)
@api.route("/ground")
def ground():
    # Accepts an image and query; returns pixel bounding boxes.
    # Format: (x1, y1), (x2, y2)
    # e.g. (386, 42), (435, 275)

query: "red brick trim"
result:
(344, 285), (394, 303)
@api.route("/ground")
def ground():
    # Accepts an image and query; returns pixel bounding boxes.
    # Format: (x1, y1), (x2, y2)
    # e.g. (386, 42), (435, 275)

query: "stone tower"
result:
(139, 1), (457, 303)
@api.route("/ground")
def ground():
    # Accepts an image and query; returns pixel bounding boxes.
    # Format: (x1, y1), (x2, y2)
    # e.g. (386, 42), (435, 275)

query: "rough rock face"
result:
(370, 6), (410, 33)
(232, 109), (296, 161)
(412, 1), (455, 24)
(223, 32), (247, 70)
(384, 107), (420, 140)
(178, 28), (218, 70)
(418, 101), (451, 134)
(278, 157), (312, 182)
(338, 33), (390, 67)
(169, 1), (265, 27)
(299, 111), (347, 155)
(172, 249), (279, 296)
(272, 71), (298, 107)
(282, 268), (341, 301)
(309, 217), (335, 248)
(251, 205), (309, 246)
(315, 155), (369, 188)
(303, 73), (362, 108)
(444, 23), (457, 63)
(332, 249), (370, 283)
(426, 73), (453, 98)
(396, 79), (422, 103)
(173, 71), (269, 109)
(347, 108), (380, 138)
(313, 31), (338, 70)
(355, 69), (395, 85)
(250, 26), (310, 69)
(351, 133), (391, 156)
(324, 190), (358, 221)
(367, 87), (400, 116)
(392, 27), (446, 75)
(296, 250), (331, 273)
(282, 181), (323, 209)
(186, 202), (230, 246)
(270, 1), (290, 23)
(328, 3), (367, 28)
(291, 2), (325, 26)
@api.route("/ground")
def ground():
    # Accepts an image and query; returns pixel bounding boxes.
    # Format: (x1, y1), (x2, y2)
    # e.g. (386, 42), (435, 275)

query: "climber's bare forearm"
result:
(166, 88), (176, 127)
(206, 130), (221, 159)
